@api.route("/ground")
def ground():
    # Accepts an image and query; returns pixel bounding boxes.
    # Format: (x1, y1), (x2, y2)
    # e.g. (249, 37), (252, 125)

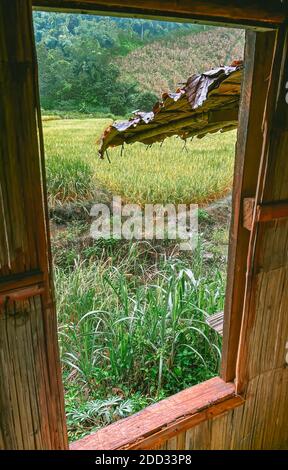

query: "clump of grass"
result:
(65, 390), (155, 440)
(46, 154), (94, 207)
(42, 115), (63, 122)
(67, 396), (134, 428)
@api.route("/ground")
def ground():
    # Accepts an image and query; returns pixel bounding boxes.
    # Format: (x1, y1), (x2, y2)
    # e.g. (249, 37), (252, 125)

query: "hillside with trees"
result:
(117, 28), (244, 96)
(33, 12), (245, 116)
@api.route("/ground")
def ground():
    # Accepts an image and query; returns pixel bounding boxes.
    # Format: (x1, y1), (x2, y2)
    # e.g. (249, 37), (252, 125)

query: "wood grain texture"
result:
(258, 200), (288, 222)
(126, 396), (242, 450)
(33, 0), (286, 29)
(0, 0), (68, 449)
(0, 271), (44, 294)
(221, 30), (277, 381)
(206, 311), (224, 336)
(242, 198), (288, 230)
(70, 377), (241, 450)
(158, 369), (288, 450)
(236, 27), (288, 392)
(243, 197), (255, 231)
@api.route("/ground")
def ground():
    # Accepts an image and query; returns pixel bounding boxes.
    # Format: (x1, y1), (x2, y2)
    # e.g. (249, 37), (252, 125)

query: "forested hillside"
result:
(33, 12), (244, 116)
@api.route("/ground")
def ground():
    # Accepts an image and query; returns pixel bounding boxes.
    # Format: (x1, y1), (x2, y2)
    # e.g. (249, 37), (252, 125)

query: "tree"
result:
(33, 11), (202, 115)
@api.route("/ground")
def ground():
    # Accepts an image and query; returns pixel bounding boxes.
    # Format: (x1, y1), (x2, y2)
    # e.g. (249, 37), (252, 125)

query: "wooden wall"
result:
(0, 0), (68, 449)
(156, 371), (287, 449)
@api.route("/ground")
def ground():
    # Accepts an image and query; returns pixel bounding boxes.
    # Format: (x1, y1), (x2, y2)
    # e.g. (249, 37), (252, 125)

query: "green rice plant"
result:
(46, 154), (94, 207)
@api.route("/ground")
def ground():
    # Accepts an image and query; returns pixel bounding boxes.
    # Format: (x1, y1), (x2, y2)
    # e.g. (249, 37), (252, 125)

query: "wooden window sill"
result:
(70, 377), (244, 450)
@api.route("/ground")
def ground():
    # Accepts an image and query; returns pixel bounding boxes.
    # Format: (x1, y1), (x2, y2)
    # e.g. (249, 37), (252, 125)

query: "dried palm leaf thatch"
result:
(98, 61), (243, 158)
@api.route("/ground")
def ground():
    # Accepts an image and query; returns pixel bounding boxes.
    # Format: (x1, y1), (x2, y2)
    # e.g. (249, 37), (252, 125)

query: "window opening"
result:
(33, 11), (245, 441)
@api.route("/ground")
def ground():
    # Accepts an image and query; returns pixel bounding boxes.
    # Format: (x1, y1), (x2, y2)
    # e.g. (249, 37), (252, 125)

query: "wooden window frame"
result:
(28, 0), (284, 450)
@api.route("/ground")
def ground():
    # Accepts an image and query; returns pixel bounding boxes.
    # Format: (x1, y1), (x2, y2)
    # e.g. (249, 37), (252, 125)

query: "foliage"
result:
(45, 118), (233, 439)
(56, 245), (222, 392)
(34, 13), (244, 115)
(33, 12), (205, 115)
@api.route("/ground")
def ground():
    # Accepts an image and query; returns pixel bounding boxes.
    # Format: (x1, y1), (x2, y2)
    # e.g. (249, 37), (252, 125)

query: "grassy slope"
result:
(117, 27), (245, 95)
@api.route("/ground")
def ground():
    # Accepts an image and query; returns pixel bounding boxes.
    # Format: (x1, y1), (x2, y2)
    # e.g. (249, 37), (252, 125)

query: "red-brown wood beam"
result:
(258, 200), (288, 222)
(221, 30), (277, 382)
(243, 198), (288, 231)
(70, 377), (243, 450)
(32, 0), (287, 30)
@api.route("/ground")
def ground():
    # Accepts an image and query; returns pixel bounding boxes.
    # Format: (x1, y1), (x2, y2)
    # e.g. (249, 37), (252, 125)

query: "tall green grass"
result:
(56, 241), (223, 399)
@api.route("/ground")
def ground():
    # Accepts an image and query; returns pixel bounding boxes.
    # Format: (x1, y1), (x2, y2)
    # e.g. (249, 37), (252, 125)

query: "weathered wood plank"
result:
(70, 377), (240, 450)
(156, 368), (288, 450)
(0, 271), (44, 294)
(242, 198), (288, 231)
(221, 30), (277, 381)
(243, 197), (255, 231)
(258, 199), (288, 222)
(32, 0), (286, 29)
(206, 311), (224, 336)
(125, 396), (242, 450)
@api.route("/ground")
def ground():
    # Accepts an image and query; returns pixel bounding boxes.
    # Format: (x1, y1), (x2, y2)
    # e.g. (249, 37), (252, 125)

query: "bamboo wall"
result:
(0, 0), (68, 449)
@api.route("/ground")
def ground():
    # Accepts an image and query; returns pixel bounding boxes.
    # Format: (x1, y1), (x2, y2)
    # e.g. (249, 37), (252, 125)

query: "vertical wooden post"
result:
(236, 26), (288, 394)
(0, 0), (68, 449)
(221, 30), (277, 381)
